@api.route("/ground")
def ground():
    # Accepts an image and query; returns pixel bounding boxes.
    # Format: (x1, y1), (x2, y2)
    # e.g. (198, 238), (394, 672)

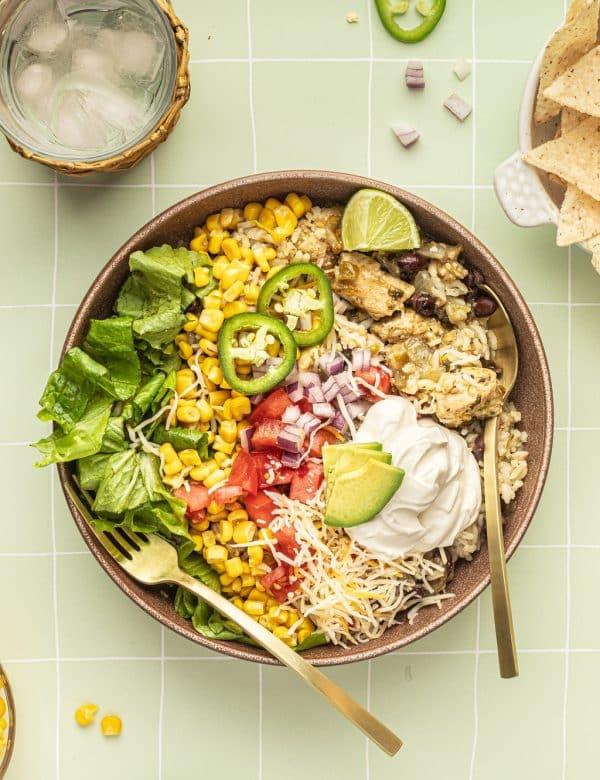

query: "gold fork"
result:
(65, 483), (402, 756)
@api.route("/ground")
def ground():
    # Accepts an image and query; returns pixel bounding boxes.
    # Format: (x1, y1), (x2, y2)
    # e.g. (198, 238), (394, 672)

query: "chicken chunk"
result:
(330, 252), (415, 320)
(433, 367), (504, 427)
(372, 308), (446, 343)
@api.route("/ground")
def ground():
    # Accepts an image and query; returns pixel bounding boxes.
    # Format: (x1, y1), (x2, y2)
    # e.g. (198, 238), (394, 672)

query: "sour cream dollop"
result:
(347, 397), (482, 559)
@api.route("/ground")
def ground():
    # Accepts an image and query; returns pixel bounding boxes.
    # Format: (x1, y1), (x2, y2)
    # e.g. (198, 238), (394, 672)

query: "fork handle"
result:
(175, 570), (402, 756)
(483, 415), (519, 678)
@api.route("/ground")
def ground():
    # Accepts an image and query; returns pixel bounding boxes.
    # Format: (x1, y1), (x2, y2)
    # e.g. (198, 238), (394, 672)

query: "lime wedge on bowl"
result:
(341, 188), (421, 251)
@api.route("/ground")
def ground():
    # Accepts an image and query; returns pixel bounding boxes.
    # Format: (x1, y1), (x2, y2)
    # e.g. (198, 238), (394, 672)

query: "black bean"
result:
(397, 252), (428, 276)
(472, 434), (485, 462)
(466, 267), (484, 288)
(473, 295), (497, 318)
(409, 293), (436, 317)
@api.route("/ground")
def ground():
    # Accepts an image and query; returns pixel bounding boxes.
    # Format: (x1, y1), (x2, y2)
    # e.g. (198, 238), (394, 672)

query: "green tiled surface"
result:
(1, 1), (598, 779)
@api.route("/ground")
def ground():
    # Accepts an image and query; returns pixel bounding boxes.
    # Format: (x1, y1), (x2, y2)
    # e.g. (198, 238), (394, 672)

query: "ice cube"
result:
(50, 89), (111, 150)
(15, 62), (54, 100)
(71, 46), (115, 79)
(116, 29), (164, 82)
(83, 79), (147, 132)
(27, 18), (69, 56)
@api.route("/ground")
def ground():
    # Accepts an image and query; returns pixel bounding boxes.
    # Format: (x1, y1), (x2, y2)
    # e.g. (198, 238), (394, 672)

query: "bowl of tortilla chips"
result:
(494, 0), (600, 273)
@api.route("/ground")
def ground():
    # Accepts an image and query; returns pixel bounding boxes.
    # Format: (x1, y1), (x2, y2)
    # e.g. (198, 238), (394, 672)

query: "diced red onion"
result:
(266, 356), (283, 367)
(308, 385), (325, 403)
(331, 412), (347, 432)
(298, 313), (312, 331)
(352, 348), (371, 371)
(338, 384), (362, 403)
(444, 92), (472, 121)
(322, 376), (339, 401)
(312, 402), (335, 419)
(250, 393), (264, 405)
(392, 122), (420, 148)
(286, 382), (304, 403)
(240, 426), (255, 451)
(277, 426), (305, 453)
(297, 412), (321, 433)
(281, 450), (302, 469)
(252, 364), (269, 378)
(319, 353), (345, 376)
(299, 371), (321, 387)
(283, 363), (299, 385)
(347, 400), (371, 419)
(282, 405), (301, 424)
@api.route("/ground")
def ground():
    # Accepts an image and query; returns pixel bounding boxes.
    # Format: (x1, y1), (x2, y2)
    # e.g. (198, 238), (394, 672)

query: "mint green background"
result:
(2, 1), (599, 778)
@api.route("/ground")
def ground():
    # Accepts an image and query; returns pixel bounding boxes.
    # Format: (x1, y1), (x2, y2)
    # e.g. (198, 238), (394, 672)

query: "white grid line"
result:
(189, 57), (533, 65)
(257, 665), (263, 780)
(469, 600), (481, 780)
(50, 171), (61, 780)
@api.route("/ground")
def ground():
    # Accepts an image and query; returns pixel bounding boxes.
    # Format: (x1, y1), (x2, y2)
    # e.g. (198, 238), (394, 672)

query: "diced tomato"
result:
(212, 485), (245, 506)
(174, 484), (210, 515)
(227, 450), (258, 495)
(260, 563), (298, 603)
(186, 509), (206, 524)
(249, 388), (293, 423)
(298, 397), (313, 414)
(354, 366), (392, 400)
(251, 419), (286, 451)
(245, 490), (279, 526)
(250, 451), (294, 487)
(274, 526), (299, 559)
(308, 428), (338, 458)
(289, 460), (324, 503)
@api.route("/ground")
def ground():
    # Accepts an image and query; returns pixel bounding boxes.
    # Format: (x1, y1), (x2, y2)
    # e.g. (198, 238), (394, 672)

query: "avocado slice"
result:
(322, 442), (382, 476)
(324, 459), (405, 528)
(325, 448), (392, 498)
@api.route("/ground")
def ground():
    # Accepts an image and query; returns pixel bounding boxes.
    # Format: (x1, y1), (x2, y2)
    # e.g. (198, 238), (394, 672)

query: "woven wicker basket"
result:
(5, 0), (190, 176)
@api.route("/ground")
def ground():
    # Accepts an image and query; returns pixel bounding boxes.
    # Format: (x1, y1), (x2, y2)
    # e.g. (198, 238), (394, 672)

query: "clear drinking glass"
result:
(0, 0), (178, 163)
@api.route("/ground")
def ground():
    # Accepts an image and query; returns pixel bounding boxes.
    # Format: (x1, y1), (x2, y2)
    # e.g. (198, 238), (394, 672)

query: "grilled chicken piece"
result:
(433, 367), (503, 427)
(373, 308), (445, 343)
(330, 252), (415, 320)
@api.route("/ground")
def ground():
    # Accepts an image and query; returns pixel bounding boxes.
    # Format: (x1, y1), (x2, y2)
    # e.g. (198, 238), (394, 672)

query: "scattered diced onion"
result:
(281, 450), (302, 469)
(444, 93), (472, 121)
(392, 122), (420, 148)
(322, 376), (339, 401)
(297, 412), (321, 433)
(282, 405), (301, 424)
(331, 412), (348, 432)
(319, 353), (345, 376)
(299, 371), (321, 387)
(351, 348), (371, 371)
(347, 400), (371, 419)
(277, 426), (305, 453)
(405, 61), (425, 89)
(308, 385), (325, 404)
(312, 402), (335, 419)
(453, 57), (471, 81)
(286, 382), (304, 403)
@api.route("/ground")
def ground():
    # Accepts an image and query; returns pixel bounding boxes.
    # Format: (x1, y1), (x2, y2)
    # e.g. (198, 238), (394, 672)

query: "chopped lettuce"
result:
(123, 372), (166, 426)
(100, 416), (127, 453)
(177, 540), (221, 591)
(33, 394), (113, 467)
(151, 425), (208, 456)
(76, 452), (112, 491)
(83, 317), (141, 401)
(115, 246), (206, 350)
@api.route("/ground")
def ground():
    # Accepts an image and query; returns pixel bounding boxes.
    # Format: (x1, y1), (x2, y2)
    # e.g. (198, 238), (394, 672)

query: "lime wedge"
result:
(341, 188), (421, 252)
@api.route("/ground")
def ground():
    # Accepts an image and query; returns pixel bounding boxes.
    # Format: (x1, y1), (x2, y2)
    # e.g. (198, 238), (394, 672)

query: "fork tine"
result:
(112, 527), (142, 553)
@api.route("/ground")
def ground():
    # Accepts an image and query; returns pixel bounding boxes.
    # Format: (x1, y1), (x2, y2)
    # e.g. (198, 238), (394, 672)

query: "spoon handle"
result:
(483, 415), (519, 678)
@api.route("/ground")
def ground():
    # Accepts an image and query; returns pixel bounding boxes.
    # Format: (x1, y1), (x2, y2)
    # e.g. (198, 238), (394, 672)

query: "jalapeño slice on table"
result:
(256, 263), (334, 347)
(217, 312), (297, 395)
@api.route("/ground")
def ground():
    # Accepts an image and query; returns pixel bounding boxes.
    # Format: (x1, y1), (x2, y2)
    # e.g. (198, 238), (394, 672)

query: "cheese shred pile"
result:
(268, 490), (454, 647)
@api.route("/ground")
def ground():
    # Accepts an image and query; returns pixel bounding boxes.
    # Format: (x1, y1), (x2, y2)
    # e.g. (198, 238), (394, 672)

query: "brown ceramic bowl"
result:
(0, 665), (15, 779)
(57, 170), (553, 666)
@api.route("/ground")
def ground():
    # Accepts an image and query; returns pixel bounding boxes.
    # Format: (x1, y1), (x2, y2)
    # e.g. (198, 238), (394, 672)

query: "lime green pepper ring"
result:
(374, 0), (446, 44)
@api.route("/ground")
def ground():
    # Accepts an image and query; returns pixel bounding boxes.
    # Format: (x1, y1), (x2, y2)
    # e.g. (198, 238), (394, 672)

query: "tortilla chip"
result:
(557, 184), (600, 244)
(523, 116), (600, 200)
(534, 0), (600, 124)
(561, 106), (588, 133)
(544, 45), (600, 117)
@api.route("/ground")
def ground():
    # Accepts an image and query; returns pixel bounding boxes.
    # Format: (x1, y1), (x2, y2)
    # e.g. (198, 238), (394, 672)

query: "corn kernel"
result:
(178, 340), (193, 360)
(273, 626), (296, 646)
(251, 566), (268, 577)
(159, 442), (178, 463)
(231, 578), (243, 593)
(176, 368), (196, 396)
(174, 333), (188, 346)
(300, 195), (312, 213)
(194, 398), (212, 423)
(205, 544), (228, 565)
(258, 615), (271, 629)
(190, 461), (217, 482)
(219, 420), (237, 443)
(179, 449), (202, 467)
(176, 406), (201, 425)
(241, 560), (251, 574)
(247, 588), (268, 603)
(199, 337), (218, 355)
(218, 519), (234, 543)
(232, 596), (245, 609)
(207, 499), (225, 515)
(235, 362), (252, 375)
(222, 280), (245, 303)
(244, 600), (265, 616)
(243, 201), (262, 220)
(240, 246), (254, 263)
(223, 300), (248, 319)
(194, 266), (211, 288)
(229, 396), (251, 420)
(297, 628), (312, 645)
(205, 213), (221, 231)
(201, 530), (216, 548)
(208, 230), (229, 255)
(220, 208), (242, 229)
(204, 468), (226, 488)
(220, 572), (234, 587)
(213, 450), (228, 466)
(248, 545), (264, 567)
(284, 192), (306, 218)
(211, 257), (230, 280)
(258, 207), (276, 229)
(221, 237), (241, 261)
(199, 309), (225, 333)
(204, 289), (223, 308)
(190, 233), (209, 252)
(209, 390), (230, 407)
(213, 435), (235, 455)
(233, 520), (256, 544)
(206, 365), (224, 385)
(243, 283), (260, 304)
(225, 556), (244, 579)
(183, 314), (199, 332)
(274, 204), (298, 233)
(191, 533), (204, 551)
(163, 457), (183, 476)
(286, 609), (301, 628)
(101, 715), (122, 737)
(74, 703), (99, 727)
(228, 508), (248, 523)
(268, 606), (288, 625)
(266, 265), (283, 280)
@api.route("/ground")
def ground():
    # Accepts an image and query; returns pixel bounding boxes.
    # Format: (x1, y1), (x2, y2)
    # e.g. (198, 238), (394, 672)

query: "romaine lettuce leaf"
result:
(76, 452), (112, 491)
(177, 540), (221, 591)
(83, 317), (141, 401)
(123, 372), (166, 426)
(33, 394), (113, 467)
(151, 425), (208, 457)
(100, 416), (127, 453)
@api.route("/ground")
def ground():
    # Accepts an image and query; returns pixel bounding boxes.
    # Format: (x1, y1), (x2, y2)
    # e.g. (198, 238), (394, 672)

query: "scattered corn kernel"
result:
(204, 289), (223, 308)
(159, 442), (178, 463)
(247, 588), (268, 603)
(213, 435), (235, 455)
(101, 715), (122, 737)
(74, 703), (99, 727)
(248, 545), (264, 567)
(199, 308), (225, 333)
(300, 195), (312, 213)
(208, 390), (231, 407)
(220, 208), (243, 229)
(225, 556), (244, 579)
(244, 600), (265, 616)
(284, 192), (306, 218)
(213, 451), (228, 466)
(190, 233), (209, 252)
(178, 340), (193, 360)
(183, 314), (199, 332)
(179, 449), (202, 467)
(221, 237), (242, 261)
(163, 457), (183, 476)
(205, 213), (221, 231)
(273, 626), (296, 646)
(190, 461), (217, 482)
(205, 544), (228, 565)
(297, 628), (312, 645)
(206, 365), (224, 385)
(202, 530), (216, 548)
(219, 572), (234, 587)
(176, 406), (201, 425)
(194, 266), (211, 288)
(233, 520), (256, 544)
(208, 500), (225, 515)
(218, 519), (234, 543)
(229, 396), (251, 420)
(175, 368), (196, 395)
(204, 468), (227, 488)
(244, 283), (260, 304)
(219, 420), (237, 443)
(228, 508), (248, 523)
(243, 201), (262, 220)
(258, 207), (276, 229)
(199, 338), (218, 355)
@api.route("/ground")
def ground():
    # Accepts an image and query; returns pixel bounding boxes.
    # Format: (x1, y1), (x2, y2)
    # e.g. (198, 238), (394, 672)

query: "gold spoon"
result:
(481, 284), (519, 679)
